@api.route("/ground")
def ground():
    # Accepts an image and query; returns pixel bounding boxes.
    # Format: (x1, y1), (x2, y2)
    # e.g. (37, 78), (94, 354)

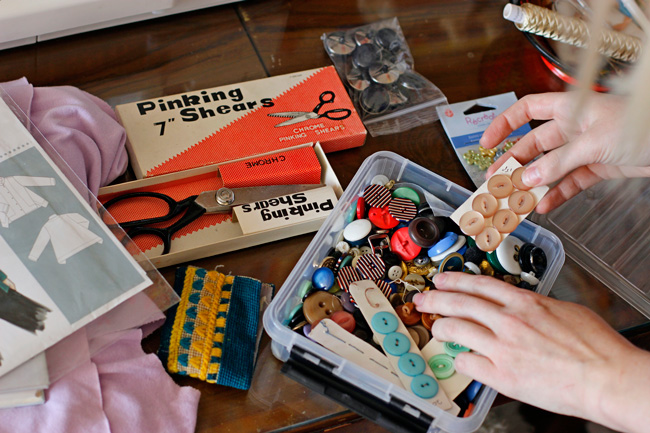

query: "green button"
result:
(444, 341), (470, 358)
(486, 251), (508, 275)
(439, 252), (465, 272)
(391, 187), (420, 206)
(428, 354), (455, 379)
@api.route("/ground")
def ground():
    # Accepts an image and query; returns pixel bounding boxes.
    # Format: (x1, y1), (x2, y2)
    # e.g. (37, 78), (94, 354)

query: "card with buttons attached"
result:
(348, 280), (458, 413)
(310, 319), (404, 388)
(421, 338), (474, 400)
(450, 157), (548, 252)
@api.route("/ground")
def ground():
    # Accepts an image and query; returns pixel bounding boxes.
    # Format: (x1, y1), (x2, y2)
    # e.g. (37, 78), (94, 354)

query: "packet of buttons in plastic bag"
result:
(322, 17), (448, 137)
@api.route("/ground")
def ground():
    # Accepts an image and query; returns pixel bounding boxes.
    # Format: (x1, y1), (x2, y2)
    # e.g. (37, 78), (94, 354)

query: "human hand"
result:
(481, 92), (650, 214)
(413, 272), (650, 433)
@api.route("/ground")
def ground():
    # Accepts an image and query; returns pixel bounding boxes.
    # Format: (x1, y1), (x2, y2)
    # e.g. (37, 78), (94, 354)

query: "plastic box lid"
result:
(263, 151), (565, 433)
(535, 177), (650, 320)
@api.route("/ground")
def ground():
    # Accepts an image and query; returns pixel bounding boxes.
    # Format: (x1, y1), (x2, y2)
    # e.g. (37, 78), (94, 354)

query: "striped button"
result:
(355, 253), (386, 280)
(388, 197), (417, 221)
(336, 266), (362, 291)
(364, 184), (392, 208)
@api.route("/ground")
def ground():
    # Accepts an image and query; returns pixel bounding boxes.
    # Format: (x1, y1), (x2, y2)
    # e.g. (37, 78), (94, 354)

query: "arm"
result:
(480, 92), (650, 213)
(413, 272), (650, 433)
(28, 223), (51, 262)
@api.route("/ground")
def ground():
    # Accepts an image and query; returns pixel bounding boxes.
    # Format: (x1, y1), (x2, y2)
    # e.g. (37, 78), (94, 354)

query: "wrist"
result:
(588, 344), (650, 433)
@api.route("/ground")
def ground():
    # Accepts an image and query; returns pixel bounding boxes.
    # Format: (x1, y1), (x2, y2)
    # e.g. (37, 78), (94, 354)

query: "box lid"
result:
(535, 177), (650, 319)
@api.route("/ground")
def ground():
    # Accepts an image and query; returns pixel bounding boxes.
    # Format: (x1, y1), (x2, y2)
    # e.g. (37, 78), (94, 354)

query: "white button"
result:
(464, 261), (481, 275)
(387, 265), (403, 281)
(496, 235), (524, 275)
(430, 235), (466, 264)
(371, 174), (390, 186)
(520, 271), (539, 286)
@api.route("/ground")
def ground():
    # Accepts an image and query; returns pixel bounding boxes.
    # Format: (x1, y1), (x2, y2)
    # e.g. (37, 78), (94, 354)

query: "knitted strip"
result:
(167, 266), (198, 373)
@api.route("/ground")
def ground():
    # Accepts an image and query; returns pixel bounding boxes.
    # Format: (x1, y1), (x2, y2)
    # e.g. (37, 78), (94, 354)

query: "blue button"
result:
(464, 380), (483, 402)
(428, 232), (458, 257)
(371, 312), (398, 334)
(312, 267), (335, 291)
(398, 353), (426, 376)
(410, 374), (439, 399)
(382, 332), (411, 356)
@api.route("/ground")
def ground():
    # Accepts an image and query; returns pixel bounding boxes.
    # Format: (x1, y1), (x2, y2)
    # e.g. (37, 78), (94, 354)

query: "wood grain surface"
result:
(1, 1), (647, 432)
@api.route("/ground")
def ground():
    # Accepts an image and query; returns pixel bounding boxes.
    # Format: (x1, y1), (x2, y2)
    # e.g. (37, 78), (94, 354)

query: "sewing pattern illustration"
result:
(28, 213), (103, 264)
(0, 176), (56, 228)
(0, 270), (50, 334)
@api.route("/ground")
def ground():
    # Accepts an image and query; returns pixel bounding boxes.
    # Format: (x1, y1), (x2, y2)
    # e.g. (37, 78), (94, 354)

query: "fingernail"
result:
(433, 273), (446, 286)
(522, 166), (541, 187)
(413, 293), (424, 306)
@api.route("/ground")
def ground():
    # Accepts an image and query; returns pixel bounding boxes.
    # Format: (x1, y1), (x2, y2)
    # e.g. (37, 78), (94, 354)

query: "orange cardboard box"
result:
(115, 67), (366, 179)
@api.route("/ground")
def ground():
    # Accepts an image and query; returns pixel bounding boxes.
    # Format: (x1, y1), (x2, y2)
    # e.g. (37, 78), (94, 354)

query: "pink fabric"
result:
(0, 77), (128, 195)
(0, 330), (199, 433)
(0, 79), (199, 432)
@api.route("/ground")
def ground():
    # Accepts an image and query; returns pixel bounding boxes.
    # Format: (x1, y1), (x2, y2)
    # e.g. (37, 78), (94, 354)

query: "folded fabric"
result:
(158, 266), (272, 390)
(0, 77), (128, 197)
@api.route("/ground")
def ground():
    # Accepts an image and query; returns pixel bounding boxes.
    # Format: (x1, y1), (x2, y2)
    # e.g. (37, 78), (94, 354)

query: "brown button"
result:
(411, 325), (431, 349)
(459, 210), (485, 236)
(487, 174), (514, 199)
(407, 327), (420, 347)
(396, 302), (422, 326)
(421, 313), (442, 330)
(511, 166), (531, 191)
(303, 291), (343, 325)
(472, 193), (498, 218)
(475, 226), (501, 252)
(509, 190), (536, 214)
(492, 209), (519, 233)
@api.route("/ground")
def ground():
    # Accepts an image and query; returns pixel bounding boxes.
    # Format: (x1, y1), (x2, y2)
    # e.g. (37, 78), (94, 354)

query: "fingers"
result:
(414, 289), (505, 330)
(534, 166), (604, 214)
(431, 316), (496, 356)
(429, 272), (521, 305)
(453, 352), (498, 386)
(486, 120), (568, 178)
(479, 93), (567, 150)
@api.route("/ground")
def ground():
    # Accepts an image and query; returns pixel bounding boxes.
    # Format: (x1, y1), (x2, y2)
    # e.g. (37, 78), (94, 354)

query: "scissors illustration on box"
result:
(103, 184), (323, 255)
(268, 91), (352, 127)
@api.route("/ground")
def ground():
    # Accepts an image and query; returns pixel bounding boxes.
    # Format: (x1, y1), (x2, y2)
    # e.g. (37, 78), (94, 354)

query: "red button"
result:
(357, 196), (366, 220)
(390, 227), (421, 261)
(368, 206), (399, 229)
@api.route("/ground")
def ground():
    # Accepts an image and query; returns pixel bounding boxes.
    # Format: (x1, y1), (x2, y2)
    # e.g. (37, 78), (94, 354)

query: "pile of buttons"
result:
(285, 177), (547, 414)
(322, 18), (438, 118)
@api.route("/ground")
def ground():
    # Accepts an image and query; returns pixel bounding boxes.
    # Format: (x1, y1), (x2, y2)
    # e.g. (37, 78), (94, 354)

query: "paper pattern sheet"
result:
(0, 97), (152, 378)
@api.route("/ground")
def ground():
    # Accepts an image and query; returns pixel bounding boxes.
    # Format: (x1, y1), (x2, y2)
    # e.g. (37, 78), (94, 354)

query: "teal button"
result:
(398, 353), (426, 377)
(428, 354), (455, 380)
(382, 332), (411, 356)
(439, 252), (465, 272)
(371, 312), (399, 334)
(410, 374), (439, 399)
(444, 341), (470, 358)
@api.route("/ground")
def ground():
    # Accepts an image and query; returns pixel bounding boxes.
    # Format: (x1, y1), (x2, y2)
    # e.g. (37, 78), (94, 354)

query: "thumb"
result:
(521, 134), (595, 188)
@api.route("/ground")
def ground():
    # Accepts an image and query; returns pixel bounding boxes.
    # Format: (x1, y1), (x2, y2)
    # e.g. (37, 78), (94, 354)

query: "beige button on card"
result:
(451, 158), (548, 252)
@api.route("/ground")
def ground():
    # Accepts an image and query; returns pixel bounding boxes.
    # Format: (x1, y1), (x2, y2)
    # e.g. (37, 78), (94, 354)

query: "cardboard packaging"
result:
(436, 92), (531, 187)
(97, 142), (342, 269)
(115, 66), (367, 179)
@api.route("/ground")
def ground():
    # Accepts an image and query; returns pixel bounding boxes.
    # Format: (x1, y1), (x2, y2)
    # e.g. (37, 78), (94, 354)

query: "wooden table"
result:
(1, 1), (648, 431)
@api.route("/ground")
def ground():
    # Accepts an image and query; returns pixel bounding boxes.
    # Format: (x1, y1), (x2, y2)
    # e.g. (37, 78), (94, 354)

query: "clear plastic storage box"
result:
(263, 151), (565, 433)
